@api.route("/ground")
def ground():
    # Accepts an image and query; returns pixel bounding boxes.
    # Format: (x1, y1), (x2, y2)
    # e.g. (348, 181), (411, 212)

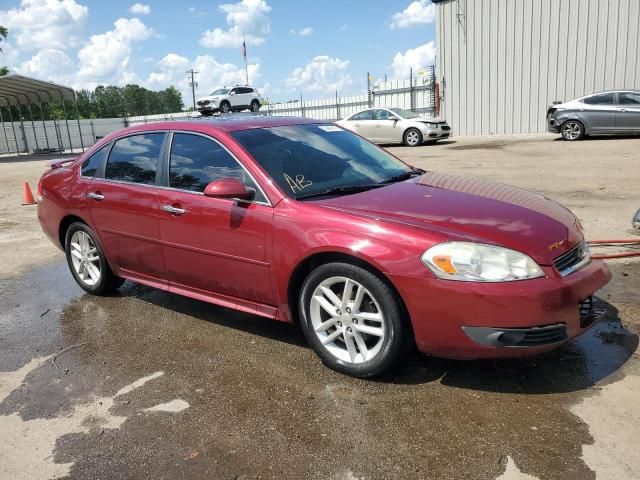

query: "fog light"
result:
(633, 208), (640, 230)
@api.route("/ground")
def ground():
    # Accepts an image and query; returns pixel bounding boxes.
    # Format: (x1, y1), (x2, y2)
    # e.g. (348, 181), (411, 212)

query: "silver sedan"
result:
(547, 90), (640, 140)
(336, 108), (451, 146)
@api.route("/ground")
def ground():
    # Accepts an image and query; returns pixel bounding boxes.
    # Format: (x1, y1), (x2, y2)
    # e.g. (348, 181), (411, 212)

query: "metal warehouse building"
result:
(434, 0), (640, 135)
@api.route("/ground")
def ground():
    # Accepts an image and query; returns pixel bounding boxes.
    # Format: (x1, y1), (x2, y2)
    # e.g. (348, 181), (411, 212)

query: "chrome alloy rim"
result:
(310, 276), (386, 364)
(562, 121), (581, 140)
(69, 231), (101, 286)
(406, 130), (420, 145)
(221, 103), (230, 113)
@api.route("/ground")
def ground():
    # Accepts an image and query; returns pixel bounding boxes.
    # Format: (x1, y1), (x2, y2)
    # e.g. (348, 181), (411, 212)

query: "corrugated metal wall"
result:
(436, 0), (640, 135)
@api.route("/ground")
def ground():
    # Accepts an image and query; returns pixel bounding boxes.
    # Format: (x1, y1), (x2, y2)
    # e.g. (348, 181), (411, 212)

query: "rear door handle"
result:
(162, 205), (186, 215)
(87, 192), (104, 201)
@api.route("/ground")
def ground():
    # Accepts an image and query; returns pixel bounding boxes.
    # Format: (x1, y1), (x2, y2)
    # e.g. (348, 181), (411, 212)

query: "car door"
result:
(372, 109), (402, 143)
(345, 110), (377, 140)
(580, 93), (617, 132)
(616, 92), (640, 131)
(86, 132), (168, 283)
(157, 131), (274, 305)
(228, 87), (244, 109)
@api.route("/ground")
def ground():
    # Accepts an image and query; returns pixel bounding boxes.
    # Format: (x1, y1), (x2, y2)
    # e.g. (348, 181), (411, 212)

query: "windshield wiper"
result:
(297, 184), (385, 200)
(379, 168), (424, 184)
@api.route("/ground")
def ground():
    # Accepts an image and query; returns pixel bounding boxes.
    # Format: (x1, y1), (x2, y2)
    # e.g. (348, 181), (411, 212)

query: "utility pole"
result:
(186, 69), (199, 112)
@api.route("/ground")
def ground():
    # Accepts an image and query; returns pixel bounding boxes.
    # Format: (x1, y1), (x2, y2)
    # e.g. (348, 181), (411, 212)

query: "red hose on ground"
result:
(587, 239), (640, 259)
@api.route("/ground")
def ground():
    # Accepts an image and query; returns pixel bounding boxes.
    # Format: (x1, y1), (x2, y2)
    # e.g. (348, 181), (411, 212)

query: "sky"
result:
(0, 0), (437, 104)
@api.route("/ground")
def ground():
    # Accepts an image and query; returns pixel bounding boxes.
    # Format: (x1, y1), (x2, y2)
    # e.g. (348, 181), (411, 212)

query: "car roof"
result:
(106, 115), (324, 137)
(580, 90), (640, 97)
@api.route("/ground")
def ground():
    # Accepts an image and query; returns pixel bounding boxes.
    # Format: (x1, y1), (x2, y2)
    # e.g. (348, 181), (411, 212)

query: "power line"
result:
(186, 69), (199, 111)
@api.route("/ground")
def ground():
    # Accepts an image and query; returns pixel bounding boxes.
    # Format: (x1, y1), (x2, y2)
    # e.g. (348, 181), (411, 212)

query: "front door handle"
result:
(87, 192), (104, 201)
(619, 108), (627, 112)
(354, 123), (360, 127)
(162, 205), (186, 215)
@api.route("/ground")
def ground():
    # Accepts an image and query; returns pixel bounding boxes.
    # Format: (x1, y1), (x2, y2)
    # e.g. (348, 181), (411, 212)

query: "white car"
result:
(336, 107), (451, 146)
(197, 86), (262, 116)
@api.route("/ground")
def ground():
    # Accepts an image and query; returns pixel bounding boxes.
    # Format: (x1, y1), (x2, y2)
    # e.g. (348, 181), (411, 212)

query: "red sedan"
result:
(37, 117), (612, 377)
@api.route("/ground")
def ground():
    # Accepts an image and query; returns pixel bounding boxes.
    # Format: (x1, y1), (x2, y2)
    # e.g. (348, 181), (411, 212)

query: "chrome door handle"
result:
(354, 123), (360, 127)
(87, 192), (104, 201)
(619, 108), (627, 112)
(162, 205), (186, 215)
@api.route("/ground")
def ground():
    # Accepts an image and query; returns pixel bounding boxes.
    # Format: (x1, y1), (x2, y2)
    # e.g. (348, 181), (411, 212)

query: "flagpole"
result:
(243, 36), (249, 86)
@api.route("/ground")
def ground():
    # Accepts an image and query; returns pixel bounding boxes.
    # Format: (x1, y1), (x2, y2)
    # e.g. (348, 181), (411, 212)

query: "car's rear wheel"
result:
(561, 120), (585, 141)
(403, 128), (423, 147)
(299, 262), (411, 377)
(220, 101), (231, 114)
(250, 100), (261, 112)
(65, 222), (124, 295)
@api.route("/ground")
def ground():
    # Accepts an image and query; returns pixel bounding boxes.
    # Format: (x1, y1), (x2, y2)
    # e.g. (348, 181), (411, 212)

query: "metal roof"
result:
(0, 74), (75, 107)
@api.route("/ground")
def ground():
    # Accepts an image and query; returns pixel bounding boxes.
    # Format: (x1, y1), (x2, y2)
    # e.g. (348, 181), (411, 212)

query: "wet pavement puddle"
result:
(1, 262), (638, 479)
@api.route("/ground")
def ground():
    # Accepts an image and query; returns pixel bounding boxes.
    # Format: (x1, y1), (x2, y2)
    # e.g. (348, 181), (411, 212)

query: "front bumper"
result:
(423, 124), (452, 140)
(388, 259), (612, 359)
(547, 115), (561, 133)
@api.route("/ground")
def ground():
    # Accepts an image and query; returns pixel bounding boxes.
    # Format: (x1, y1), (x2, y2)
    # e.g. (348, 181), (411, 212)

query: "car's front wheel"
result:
(250, 100), (261, 112)
(403, 128), (423, 147)
(65, 222), (124, 295)
(220, 101), (231, 114)
(561, 120), (585, 141)
(299, 262), (411, 377)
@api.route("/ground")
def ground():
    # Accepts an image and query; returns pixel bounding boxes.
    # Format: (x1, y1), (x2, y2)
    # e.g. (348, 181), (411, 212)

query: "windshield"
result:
(390, 108), (420, 119)
(210, 88), (229, 96)
(231, 124), (413, 199)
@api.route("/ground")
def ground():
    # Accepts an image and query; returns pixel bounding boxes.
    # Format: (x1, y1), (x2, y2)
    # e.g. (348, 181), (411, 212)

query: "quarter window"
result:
(169, 133), (266, 202)
(582, 93), (615, 105)
(105, 133), (164, 185)
(81, 145), (109, 177)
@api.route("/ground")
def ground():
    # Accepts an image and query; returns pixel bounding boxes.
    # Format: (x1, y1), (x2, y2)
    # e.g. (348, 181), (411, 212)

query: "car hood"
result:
(414, 117), (447, 123)
(311, 172), (583, 265)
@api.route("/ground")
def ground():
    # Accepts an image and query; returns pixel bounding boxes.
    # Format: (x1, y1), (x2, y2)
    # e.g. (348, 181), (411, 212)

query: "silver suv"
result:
(197, 86), (262, 116)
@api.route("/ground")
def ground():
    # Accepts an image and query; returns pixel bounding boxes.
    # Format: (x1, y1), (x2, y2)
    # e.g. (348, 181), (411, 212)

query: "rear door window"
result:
(169, 133), (267, 203)
(618, 92), (640, 105)
(81, 144), (109, 178)
(350, 110), (374, 121)
(105, 133), (165, 185)
(581, 93), (615, 105)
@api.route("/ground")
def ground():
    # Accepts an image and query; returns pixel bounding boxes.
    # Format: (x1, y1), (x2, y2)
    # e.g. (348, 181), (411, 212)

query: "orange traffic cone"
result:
(22, 182), (37, 205)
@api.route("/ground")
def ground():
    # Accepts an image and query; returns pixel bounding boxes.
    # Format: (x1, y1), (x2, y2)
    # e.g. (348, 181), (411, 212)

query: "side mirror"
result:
(229, 91), (236, 96)
(204, 178), (252, 200)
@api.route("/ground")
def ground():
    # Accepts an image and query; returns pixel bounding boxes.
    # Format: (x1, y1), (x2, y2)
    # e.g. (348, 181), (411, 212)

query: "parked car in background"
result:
(197, 86), (262, 115)
(336, 108), (451, 146)
(547, 90), (640, 140)
(38, 116), (610, 377)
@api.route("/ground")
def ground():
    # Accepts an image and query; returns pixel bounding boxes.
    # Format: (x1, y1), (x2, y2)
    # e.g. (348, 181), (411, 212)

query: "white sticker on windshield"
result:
(318, 125), (342, 132)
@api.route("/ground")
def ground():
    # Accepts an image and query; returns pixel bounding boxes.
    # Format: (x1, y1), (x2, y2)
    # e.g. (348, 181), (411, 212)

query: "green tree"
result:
(0, 66), (8, 76)
(0, 26), (7, 52)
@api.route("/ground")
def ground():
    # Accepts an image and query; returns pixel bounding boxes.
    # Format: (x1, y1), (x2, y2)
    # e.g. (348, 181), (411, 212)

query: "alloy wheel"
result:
(69, 231), (101, 286)
(406, 130), (420, 146)
(309, 276), (386, 364)
(562, 121), (582, 140)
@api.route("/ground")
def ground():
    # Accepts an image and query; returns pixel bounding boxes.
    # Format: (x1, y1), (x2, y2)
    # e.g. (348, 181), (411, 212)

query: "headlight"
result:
(421, 242), (544, 282)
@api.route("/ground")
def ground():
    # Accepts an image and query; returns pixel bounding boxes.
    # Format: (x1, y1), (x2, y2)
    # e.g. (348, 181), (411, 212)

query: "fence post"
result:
(89, 120), (96, 144)
(335, 91), (340, 120)
(410, 68), (415, 112)
(367, 73), (372, 108)
(0, 107), (12, 154)
(26, 105), (40, 151)
(6, 105), (20, 154)
(38, 104), (51, 151)
(300, 94), (304, 118)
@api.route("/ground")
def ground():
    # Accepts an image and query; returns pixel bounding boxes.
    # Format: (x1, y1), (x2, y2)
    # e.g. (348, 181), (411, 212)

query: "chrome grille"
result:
(554, 241), (590, 276)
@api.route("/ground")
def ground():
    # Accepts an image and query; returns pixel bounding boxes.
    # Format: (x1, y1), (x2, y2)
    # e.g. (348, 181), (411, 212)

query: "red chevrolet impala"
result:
(37, 116), (612, 377)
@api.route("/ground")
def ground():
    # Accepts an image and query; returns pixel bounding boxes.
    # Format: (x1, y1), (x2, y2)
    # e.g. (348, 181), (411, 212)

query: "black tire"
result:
(299, 262), (412, 377)
(220, 101), (231, 114)
(250, 100), (261, 112)
(560, 119), (585, 141)
(403, 128), (423, 147)
(64, 222), (125, 295)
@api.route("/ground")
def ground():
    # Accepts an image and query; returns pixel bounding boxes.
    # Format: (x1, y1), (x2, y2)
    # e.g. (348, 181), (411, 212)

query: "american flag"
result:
(241, 39), (247, 58)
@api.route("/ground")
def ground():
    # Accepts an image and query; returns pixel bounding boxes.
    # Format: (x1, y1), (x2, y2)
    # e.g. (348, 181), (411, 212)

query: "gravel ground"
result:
(0, 134), (639, 480)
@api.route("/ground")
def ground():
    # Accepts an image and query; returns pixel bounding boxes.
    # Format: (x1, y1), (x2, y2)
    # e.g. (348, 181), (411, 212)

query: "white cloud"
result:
(290, 27), (313, 36)
(145, 53), (263, 104)
(16, 48), (75, 84)
(390, 42), (436, 79)
(390, 0), (435, 29)
(200, 0), (271, 48)
(76, 17), (155, 88)
(129, 3), (151, 15)
(285, 55), (353, 93)
(0, 0), (88, 51)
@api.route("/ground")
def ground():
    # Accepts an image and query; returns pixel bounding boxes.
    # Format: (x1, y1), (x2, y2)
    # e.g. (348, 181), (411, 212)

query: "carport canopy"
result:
(0, 74), (75, 107)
